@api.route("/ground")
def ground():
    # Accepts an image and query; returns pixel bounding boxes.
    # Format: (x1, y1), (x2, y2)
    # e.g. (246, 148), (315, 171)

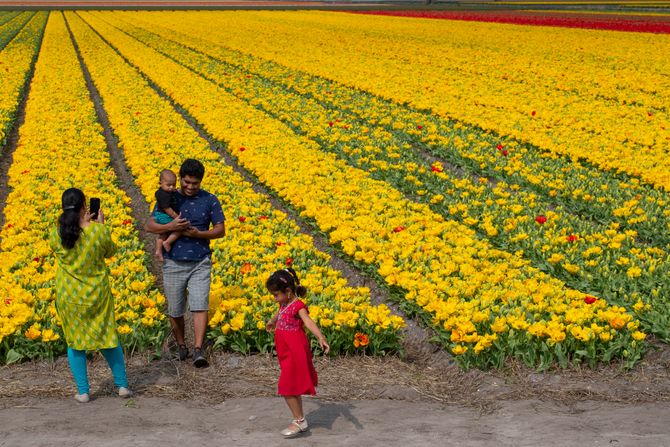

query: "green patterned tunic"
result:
(49, 223), (118, 350)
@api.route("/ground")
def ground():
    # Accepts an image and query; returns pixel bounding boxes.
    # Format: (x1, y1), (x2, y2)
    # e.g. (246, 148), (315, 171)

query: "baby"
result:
(153, 169), (182, 261)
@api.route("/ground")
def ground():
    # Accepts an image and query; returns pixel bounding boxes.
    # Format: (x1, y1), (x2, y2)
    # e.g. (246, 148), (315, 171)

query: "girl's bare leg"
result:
(284, 395), (304, 421)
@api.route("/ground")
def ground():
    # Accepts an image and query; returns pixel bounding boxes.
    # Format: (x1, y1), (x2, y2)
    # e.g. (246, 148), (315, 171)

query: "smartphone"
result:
(89, 197), (101, 219)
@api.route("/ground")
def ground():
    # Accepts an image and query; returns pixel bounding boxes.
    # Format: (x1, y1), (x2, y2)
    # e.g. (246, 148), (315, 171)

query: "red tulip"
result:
(535, 215), (547, 224)
(584, 296), (597, 304)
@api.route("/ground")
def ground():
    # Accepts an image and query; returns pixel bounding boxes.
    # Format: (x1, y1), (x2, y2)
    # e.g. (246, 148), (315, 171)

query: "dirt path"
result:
(2, 396), (670, 446)
(2, 348), (670, 446)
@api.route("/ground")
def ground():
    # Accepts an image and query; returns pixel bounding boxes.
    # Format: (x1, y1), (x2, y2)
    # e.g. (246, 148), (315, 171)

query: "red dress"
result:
(275, 299), (318, 396)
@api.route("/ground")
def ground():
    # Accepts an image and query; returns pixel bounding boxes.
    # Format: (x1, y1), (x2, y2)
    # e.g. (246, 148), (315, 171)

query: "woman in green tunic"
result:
(49, 188), (131, 403)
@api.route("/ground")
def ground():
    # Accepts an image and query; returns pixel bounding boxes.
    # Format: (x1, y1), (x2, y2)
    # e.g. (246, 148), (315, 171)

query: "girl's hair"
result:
(266, 267), (307, 297)
(58, 187), (85, 249)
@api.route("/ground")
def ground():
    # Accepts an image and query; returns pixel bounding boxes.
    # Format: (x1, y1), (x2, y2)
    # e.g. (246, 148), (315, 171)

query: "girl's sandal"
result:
(280, 418), (309, 437)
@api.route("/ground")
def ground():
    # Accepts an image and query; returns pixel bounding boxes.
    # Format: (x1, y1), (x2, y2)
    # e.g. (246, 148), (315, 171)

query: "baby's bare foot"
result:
(162, 240), (172, 252)
(154, 249), (164, 262)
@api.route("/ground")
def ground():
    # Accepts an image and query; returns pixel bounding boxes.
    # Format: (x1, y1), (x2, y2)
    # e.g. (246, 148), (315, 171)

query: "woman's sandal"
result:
(118, 387), (133, 398)
(280, 418), (309, 437)
(74, 393), (90, 403)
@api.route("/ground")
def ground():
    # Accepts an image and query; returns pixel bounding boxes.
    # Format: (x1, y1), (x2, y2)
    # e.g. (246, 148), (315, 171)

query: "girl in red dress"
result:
(266, 268), (330, 438)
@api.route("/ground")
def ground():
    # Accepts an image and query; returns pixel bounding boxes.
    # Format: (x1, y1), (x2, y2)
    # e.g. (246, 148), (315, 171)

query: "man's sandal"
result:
(192, 348), (208, 368)
(178, 344), (189, 361)
(280, 418), (308, 437)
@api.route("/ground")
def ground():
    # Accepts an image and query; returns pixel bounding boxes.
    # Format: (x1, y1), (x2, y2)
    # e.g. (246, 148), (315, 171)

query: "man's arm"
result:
(182, 222), (225, 240)
(145, 215), (191, 234)
(182, 195), (226, 240)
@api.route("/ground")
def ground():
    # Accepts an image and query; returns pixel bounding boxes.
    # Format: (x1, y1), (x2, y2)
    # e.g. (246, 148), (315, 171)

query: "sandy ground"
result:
(2, 348), (670, 446)
(0, 396), (670, 447)
(2, 396), (670, 447)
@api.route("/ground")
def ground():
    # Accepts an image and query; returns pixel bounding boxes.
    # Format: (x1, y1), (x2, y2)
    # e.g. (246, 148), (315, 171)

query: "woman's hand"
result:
(266, 320), (276, 333)
(95, 208), (105, 224)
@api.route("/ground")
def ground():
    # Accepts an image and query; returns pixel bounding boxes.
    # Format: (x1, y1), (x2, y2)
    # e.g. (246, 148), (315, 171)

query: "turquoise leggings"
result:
(67, 345), (128, 395)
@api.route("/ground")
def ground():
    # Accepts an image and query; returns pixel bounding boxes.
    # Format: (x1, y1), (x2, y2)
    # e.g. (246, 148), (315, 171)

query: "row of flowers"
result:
(128, 10), (670, 194)
(0, 11), (46, 152)
(0, 11), (21, 27)
(77, 10), (647, 369)
(99, 13), (668, 341)
(0, 12), (29, 48)
(118, 10), (670, 248)
(66, 11), (404, 356)
(0, 12), (166, 364)
(349, 10), (670, 34)
(490, 2), (670, 8)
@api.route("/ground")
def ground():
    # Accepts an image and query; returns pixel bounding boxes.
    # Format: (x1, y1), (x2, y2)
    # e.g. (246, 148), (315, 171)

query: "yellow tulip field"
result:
(1, 9), (668, 370)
